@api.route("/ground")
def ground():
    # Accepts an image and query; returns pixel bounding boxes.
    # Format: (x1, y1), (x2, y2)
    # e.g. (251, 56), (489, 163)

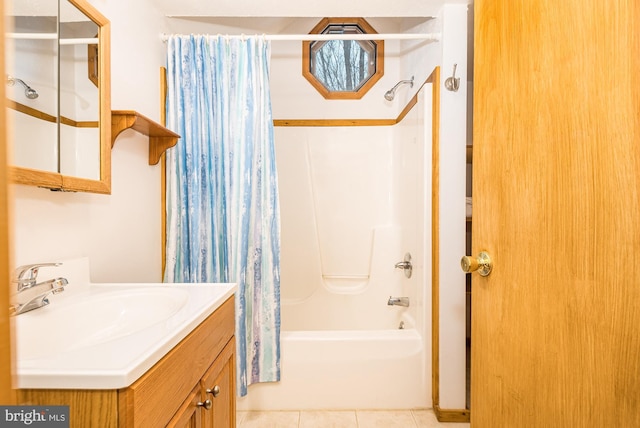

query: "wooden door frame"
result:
(0, 0), (17, 405)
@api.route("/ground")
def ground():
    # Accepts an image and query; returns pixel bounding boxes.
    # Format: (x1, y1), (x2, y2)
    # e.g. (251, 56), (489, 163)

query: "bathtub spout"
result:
(388, 296), (410, 307)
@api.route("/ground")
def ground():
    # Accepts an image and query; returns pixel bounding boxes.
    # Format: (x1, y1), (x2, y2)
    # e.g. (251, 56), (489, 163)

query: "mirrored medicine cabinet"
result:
(5, 0), (111, 193)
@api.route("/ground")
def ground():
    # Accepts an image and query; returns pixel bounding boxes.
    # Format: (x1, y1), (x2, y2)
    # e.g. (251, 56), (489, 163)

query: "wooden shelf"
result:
(111, 110), (180, 165)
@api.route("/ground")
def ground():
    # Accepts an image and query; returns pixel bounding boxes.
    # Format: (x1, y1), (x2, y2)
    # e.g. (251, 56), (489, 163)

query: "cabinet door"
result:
(167, 385), (203, 428)
(201, 340), (236, 428)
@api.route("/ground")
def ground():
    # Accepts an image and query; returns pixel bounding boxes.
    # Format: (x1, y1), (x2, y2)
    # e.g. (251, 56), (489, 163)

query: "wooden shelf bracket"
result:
(111, 110), (180, 165)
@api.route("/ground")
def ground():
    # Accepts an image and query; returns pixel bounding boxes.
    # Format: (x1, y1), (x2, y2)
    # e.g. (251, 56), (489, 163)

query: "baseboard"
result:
(433, 405), (470, 423)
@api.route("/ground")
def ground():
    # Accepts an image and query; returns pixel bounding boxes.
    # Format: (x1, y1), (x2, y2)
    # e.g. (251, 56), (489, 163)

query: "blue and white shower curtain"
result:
(164, 34), (281, 396)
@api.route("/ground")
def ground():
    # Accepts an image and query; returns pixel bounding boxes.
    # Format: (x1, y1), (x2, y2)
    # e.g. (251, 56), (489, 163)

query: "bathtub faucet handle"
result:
(394, 253), (413, 278)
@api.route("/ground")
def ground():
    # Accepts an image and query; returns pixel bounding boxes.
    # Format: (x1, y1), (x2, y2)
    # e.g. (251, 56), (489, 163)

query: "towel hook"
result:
(444, 63), (460, 92)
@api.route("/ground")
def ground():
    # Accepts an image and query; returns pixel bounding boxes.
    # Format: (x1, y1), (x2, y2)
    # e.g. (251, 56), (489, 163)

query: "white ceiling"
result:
(150, 0), (472, 35)
(149, 0), (470, 20)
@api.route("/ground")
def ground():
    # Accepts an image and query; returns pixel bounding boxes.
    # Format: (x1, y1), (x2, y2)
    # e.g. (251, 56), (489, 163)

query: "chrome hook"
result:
(444, 63), (460, 92)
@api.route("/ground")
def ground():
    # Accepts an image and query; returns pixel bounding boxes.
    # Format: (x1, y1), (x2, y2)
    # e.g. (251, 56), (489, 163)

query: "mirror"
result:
(5, 0), (111, 193)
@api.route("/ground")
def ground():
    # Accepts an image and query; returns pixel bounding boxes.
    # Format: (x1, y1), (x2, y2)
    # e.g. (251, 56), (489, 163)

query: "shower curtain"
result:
(164, 34), (281, 396)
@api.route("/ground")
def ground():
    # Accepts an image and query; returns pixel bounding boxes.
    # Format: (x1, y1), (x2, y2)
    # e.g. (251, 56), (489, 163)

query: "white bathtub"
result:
(236, 327), (428, 410)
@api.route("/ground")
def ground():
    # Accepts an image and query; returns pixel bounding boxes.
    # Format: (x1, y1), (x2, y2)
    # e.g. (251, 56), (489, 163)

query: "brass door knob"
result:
(461, 252), (492, 277)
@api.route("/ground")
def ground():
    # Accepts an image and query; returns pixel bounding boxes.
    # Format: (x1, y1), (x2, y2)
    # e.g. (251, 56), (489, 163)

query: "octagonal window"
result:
(303, 18), (384, 99)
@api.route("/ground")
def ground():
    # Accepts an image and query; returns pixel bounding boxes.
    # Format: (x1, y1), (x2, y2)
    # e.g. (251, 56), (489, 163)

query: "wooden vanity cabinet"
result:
(119, 295), (236, 428)
(17, 295), (236, 428)
(168, 340), (235, 428)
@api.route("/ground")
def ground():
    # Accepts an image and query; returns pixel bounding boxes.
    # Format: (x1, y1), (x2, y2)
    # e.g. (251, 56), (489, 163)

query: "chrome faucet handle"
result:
(12, 263), (62, 289)
(50, 277), (68, 294)
(394, 253), (413, 278)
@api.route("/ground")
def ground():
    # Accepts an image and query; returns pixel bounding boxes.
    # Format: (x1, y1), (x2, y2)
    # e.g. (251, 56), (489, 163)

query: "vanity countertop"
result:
(14, 259), (236, 390)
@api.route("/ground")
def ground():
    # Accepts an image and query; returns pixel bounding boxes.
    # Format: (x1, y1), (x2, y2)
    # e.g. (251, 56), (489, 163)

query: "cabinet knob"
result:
(197, 399), (212, 410)
(207, 385), (221, 398)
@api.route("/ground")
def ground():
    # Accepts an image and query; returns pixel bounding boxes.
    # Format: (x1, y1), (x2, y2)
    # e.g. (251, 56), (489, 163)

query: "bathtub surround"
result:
(164, 35), (281, 396)
(238, 82), (431, 411)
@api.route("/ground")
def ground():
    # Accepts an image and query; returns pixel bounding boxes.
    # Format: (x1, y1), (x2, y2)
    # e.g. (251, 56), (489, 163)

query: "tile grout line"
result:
(410, 409), (419, 427)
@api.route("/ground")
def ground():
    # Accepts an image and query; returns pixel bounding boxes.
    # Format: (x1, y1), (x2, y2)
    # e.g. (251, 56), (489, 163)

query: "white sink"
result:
(16, 286), (189, 360)
(14, 268), (236, 390)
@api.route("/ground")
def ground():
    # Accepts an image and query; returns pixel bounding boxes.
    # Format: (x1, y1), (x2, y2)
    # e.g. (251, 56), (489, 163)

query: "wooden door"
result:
(472, 1), (640, 426)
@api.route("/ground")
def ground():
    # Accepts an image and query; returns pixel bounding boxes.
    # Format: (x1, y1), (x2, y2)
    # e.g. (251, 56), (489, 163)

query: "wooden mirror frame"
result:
(9, 0), (111, 194)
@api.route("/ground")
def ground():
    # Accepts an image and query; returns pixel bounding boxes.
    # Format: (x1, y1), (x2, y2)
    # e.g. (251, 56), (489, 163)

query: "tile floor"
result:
(237, 409), (470, 428)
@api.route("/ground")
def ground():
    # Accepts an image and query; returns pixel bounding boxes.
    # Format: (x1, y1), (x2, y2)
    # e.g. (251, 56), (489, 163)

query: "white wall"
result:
(391, 4), (470, 410)
(11, 0), (169, 283)
(437, 4), (469, 409)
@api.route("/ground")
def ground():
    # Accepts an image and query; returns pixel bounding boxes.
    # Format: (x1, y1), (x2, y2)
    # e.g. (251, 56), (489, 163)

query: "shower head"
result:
(384, 76), (414, 101)
(6, 75), (39, 99)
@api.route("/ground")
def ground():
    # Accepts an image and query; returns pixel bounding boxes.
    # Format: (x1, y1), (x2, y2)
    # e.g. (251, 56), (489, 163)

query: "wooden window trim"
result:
(302, 17), (384, 100)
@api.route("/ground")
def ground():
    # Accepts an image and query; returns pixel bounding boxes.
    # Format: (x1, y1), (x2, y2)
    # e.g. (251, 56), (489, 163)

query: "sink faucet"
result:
(387, 296), (410, 307)
(10, 263), (68, 315)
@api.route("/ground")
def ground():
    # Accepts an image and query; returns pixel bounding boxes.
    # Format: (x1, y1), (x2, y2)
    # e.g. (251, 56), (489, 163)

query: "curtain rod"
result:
(7, 33), (98, 45)
(160, 32), (440, 42)
(6, 32), (58, 40)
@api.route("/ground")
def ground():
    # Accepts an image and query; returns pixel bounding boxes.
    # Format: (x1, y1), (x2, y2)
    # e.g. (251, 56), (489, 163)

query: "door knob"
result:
(461, 251), (492, 277)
